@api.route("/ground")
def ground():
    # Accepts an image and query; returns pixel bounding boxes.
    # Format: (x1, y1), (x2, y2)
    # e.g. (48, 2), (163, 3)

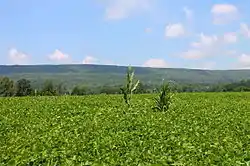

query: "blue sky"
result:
(1, 0), (250, 69)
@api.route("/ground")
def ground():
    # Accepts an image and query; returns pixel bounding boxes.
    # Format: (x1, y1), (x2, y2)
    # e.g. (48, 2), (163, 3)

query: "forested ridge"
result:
(2, 64), (250, 89)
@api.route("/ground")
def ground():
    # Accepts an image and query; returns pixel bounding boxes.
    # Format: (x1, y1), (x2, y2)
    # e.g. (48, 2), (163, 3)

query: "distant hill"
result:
(1, 64), (250, 88)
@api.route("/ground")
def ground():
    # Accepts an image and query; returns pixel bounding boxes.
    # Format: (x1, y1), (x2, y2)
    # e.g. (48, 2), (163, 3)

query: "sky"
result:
(1, 0), (250, 69)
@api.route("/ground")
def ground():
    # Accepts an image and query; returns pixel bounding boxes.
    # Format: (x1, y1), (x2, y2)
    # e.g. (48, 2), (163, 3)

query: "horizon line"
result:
(0, 63), (249, 71)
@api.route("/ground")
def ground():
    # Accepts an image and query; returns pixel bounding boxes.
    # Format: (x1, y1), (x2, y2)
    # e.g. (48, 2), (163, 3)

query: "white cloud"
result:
(143, 58), (169, 68)
(82, 56), (99, 64)
(223, 32), (237, 43)
(82, 55), (116, 65)
(192, 33), (219, 47)
(8, 48), (29, 64)
(102, 0), (152, 20)
(165, 23), (185, 38)
(48, 49), (70, 63)
(237, 54), (250, 68)
(211, 4), (238, 14)
(181, 32), (237, 59)
(211, 4), (239, 24)
(240, 23), (250, 38)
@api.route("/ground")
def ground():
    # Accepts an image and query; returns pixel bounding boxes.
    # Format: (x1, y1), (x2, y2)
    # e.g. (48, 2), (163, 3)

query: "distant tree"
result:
(41, 80), (57, 96)
(71, 86), (87, 95)
(135, 82), (147, 94)
(0, 76), (14, 97)
(182, 84), (194, 92)
(100, 86), (120, 94)
(56, 82), (68, 95)
(15, 78), (33, 96)
(234, 86), (250, 92)
(30, 89), (38, 96)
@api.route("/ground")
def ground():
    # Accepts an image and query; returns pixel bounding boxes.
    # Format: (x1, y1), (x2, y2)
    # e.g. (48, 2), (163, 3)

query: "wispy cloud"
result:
(211, 4), (239, 24)
(8, 48), (30, 65)
(181, 32), (237, 59)
(240, 23), (250, 38)
(165, 23), (185, 38)
(183, 7), (193, 21)
(237, 54), (250, 69)
(82, 55), (99, 64)
(143, 58), (169, 68)
(48, 49), (71, 63)
(102, 0), (153, 20)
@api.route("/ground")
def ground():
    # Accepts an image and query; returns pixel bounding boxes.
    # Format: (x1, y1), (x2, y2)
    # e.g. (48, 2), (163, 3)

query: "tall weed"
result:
(120, 66), (140, 107)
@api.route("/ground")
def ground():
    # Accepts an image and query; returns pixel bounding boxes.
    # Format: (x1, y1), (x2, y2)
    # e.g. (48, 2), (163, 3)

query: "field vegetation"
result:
(1, 92), (250, 165)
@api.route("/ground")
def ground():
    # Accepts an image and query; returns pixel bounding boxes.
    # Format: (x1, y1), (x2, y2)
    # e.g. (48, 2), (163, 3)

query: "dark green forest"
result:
(1, 64), (250, 96)
(2, 64), (250, 88)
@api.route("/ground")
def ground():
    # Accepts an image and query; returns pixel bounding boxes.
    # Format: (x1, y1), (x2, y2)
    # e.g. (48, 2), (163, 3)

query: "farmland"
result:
(1, 92), (250, 165)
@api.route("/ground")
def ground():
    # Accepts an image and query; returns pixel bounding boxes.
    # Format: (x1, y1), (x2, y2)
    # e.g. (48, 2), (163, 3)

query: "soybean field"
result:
(1, 92), (250, 165)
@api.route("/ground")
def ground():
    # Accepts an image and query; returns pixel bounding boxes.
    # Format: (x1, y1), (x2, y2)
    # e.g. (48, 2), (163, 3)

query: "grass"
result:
(1, 92), (250, 165)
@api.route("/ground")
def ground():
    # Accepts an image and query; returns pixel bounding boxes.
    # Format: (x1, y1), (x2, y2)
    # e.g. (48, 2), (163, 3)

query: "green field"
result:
(1, 93), (250, 165)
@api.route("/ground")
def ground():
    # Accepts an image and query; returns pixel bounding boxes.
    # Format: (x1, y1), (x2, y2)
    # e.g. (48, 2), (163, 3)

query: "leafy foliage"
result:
(1, 93), (250, 165)
(15, 78), (32, 96)
(0, 76), (14, 97)
(120, 66), (140, 107)
(71, 85), (87, 95)
(55, 82), (68, 95)
(41, 80), (57, 96)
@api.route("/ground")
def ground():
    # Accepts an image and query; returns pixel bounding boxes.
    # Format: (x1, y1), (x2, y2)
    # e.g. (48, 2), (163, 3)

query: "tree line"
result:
(0, 76), (158, 97)
(0, 77), (67, 97)
(1, 76), (250, 97)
